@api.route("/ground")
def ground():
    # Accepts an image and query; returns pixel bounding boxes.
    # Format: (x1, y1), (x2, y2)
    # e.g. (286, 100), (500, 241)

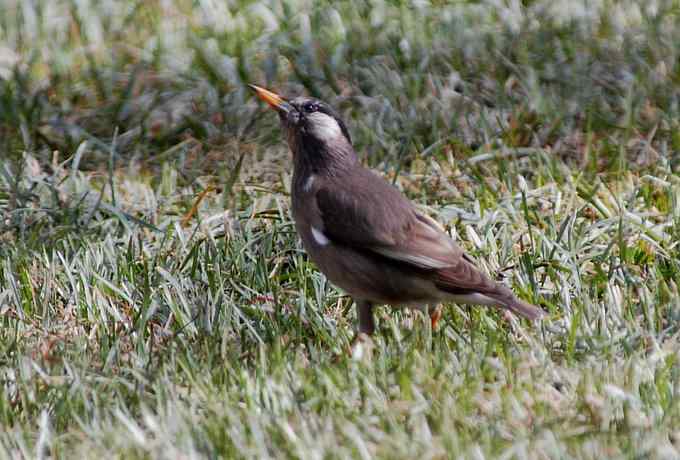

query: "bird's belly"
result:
(298, 232), (439, 307)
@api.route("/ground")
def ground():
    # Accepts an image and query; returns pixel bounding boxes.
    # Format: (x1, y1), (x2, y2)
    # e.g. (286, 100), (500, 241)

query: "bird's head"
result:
(249, 84), (355, 171)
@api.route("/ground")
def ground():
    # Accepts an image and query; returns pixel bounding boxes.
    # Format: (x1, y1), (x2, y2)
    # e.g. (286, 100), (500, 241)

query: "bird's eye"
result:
(303, 102), (317, 113)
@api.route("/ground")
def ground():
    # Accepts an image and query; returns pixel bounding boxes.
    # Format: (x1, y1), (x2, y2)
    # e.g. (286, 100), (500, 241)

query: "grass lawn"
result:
(1, 0), (680, 458)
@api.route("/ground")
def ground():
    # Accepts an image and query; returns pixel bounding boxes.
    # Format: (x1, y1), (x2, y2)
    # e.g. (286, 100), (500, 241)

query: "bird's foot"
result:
(349, 332), (374, 361)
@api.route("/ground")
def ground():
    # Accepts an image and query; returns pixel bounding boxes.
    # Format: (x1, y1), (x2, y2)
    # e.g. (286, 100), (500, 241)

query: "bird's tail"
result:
(433, 260), (546, 321)
(501, 295), (545, 320)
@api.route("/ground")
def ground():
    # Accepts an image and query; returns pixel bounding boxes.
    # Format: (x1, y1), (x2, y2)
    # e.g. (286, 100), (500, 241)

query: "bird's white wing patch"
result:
(311, 225), (330, 246)
(304, 175), (315, 192)
(308, 112), (342, 139)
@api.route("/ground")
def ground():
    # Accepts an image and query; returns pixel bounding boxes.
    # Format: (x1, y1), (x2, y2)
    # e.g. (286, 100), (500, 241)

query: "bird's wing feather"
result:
(315, 168), (464, 270)
(315, 168), (412, 248)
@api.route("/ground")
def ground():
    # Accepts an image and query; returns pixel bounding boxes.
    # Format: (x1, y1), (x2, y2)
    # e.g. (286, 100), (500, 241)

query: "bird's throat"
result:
(291, 134), (358, 178)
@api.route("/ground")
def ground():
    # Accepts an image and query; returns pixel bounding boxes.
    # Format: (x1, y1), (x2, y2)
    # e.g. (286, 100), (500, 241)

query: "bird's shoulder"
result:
(314, 166), (416, 246)
(320, 167), (414, 210)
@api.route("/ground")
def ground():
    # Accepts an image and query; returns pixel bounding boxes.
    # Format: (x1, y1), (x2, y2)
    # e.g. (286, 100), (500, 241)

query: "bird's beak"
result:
(248, 84), (291, 114)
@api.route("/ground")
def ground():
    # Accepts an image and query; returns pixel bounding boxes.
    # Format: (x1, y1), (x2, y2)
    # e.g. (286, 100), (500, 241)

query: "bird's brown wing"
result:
(316, 168), (466, 272)
(314, 168), (411, 248)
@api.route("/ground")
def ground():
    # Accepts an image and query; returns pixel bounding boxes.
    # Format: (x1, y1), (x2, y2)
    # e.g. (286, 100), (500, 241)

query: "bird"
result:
(249, 84), (545, 340)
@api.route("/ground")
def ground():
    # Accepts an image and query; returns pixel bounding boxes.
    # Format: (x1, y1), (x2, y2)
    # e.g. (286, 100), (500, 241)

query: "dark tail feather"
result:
(501, 296), (545, 320)
(432, 261), (546, 320)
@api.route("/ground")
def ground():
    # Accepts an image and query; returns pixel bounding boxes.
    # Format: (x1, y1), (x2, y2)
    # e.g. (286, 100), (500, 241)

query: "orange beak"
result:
(248, 84), (290, 113)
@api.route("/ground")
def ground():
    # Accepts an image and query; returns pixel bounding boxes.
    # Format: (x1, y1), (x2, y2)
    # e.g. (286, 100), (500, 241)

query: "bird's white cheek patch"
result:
(309, 112), (342, 139)
(311, 225), (330, 246)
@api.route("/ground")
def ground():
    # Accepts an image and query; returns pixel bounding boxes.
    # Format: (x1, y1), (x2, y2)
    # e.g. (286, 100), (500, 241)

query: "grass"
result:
(1, 0), (680, 458)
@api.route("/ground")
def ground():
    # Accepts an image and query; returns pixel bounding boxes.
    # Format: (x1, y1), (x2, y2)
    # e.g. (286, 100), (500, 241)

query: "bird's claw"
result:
(350, 332), (374, 361)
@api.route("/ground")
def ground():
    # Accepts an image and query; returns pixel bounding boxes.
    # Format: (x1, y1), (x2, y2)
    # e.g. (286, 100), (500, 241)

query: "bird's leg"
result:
(356, 299), (375, 335)
(350, 299), (374, 360)
(429, 305), (443, 330)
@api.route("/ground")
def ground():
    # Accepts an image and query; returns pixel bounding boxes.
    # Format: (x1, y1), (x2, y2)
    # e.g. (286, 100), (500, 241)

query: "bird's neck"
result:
(292, 135), (358, 178)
